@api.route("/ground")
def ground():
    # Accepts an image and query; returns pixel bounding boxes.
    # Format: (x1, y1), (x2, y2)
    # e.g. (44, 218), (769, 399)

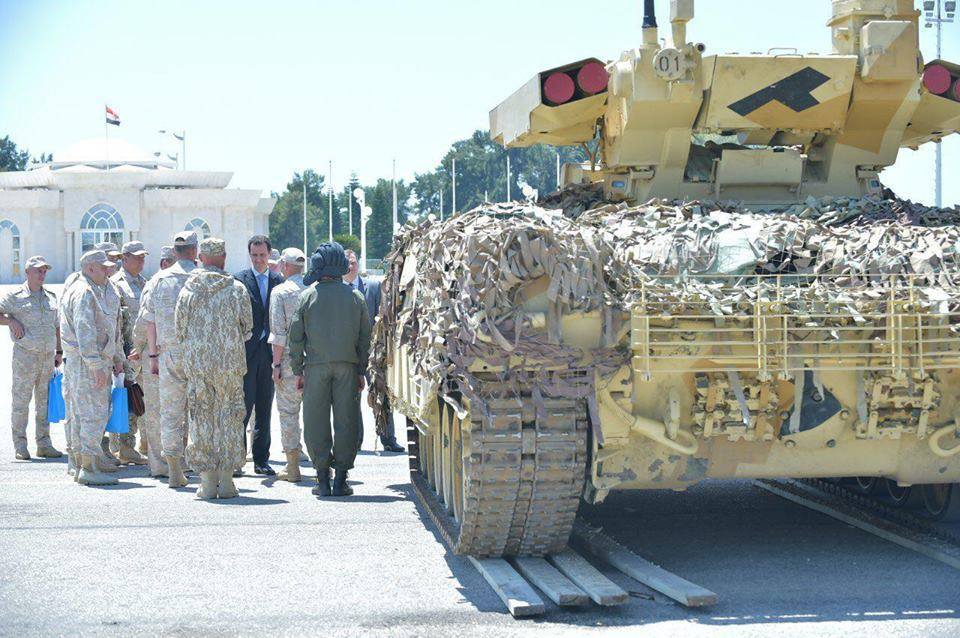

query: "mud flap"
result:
(781, 369), (841, 436)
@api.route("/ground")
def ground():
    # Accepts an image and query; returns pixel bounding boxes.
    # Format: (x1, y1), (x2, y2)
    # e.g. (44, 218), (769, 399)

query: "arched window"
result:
(184, 217), (212, 239)
(0, 220), (22, 282)
(81, 203), (124, 252)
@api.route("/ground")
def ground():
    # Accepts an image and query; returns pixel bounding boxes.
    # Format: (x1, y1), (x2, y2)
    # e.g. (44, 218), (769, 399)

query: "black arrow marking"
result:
(728, 67), (831, 116)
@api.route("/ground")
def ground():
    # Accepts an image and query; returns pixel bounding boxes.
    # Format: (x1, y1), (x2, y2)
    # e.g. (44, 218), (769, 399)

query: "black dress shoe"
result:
(382, 441), (406, 453)
(254, 464), (276, 476)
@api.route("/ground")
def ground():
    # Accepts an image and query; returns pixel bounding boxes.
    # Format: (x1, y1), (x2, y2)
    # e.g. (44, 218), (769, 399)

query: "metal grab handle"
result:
(928, 423), (960, 458)
(598, 385), (699, 455)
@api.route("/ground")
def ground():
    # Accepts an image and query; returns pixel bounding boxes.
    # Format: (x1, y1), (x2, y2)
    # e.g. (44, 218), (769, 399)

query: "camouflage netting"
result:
(369, 192), (960, 435)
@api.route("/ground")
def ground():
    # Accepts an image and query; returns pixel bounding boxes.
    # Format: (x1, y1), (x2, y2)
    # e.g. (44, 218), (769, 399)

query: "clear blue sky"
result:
(0, 0), (957, 205)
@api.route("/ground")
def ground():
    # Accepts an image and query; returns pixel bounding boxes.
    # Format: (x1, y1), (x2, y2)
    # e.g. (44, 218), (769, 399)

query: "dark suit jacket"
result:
(234, 267), (284, 361)
(362, 278), (381, 328)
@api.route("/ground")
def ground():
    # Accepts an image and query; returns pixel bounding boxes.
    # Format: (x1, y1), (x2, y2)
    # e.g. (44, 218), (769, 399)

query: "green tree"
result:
(268, 169), (327, 254)
(0, 136), (31, 172)
(333, 233), (360, 254)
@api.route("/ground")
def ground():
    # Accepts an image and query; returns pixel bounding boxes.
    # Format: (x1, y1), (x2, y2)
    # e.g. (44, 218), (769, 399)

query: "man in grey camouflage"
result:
(175, 237), (252, 499)
(142, 231), (198, 488)
(109, 240), (149, 465)
(60, 250), (125, 486)
(92, 241), (126, 466)
(0, 256), (63, 460)
(131, 246), (176, 476)
(269, 247), (308, 481)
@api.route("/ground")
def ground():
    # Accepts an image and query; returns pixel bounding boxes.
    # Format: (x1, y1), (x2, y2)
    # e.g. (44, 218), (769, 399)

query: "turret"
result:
(489, 0), (960, 206)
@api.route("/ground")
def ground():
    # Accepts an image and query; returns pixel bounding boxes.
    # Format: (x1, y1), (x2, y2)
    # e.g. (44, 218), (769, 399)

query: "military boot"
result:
(311, 469), (332, 497)
(77, 454), (118, 486)
(277, 451), (301, 482)
(117, 443), (147, 466)
(166, 456), (188, 488)
(67, 452), (79, 477)
(197, 471), (218, 500)
(137, 436), (148, 456)
(36, 445), (63, 458)
(332, 469), (353, 497)
(14, 447), (30, 460)
(100, 437), (120, 463)
(217, 467), (239, 499)
(95, 456), (120, 473)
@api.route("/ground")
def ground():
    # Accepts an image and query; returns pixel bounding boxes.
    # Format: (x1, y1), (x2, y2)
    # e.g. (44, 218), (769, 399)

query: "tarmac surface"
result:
(1, 288), (959, 637)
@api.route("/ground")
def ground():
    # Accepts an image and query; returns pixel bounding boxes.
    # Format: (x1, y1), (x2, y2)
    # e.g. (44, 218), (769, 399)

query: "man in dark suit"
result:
(235, 235), (284, 475)
(343, 250), (404, 454)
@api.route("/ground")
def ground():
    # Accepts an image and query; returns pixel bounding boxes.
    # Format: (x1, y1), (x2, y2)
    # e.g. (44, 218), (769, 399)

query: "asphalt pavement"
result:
(0, 286), (958, 637)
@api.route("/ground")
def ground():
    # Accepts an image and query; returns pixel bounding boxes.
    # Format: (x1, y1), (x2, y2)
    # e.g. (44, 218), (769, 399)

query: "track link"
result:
(412, 395), (588, 557)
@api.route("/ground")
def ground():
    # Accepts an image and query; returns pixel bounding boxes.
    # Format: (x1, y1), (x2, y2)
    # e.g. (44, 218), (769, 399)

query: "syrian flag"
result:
(105, 105), (120, 126)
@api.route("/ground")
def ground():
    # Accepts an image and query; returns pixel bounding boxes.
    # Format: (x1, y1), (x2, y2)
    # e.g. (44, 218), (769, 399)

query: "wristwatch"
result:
(273, 364), (282, 369)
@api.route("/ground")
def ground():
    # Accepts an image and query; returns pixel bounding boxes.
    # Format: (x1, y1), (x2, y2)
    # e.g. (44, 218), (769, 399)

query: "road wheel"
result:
(922, 484), (960, 522)
(882, 479), (922, 508)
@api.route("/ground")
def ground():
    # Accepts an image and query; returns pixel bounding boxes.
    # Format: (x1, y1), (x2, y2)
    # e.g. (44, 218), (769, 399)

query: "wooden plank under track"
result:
(512, 557), (590, 607)
(469, 557), (546, 618)
(548, 550), (629, 606)
(572, 520), (718, 608)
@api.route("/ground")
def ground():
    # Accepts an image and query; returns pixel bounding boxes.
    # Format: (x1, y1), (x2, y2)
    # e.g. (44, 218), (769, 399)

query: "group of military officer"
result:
(1, 232), (380, 499)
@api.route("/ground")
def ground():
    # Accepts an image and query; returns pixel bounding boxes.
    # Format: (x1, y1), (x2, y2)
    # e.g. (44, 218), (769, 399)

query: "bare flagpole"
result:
(328, 160), (334, 242)
(392, 158), (398, 234)
(303, 171), (308, 254)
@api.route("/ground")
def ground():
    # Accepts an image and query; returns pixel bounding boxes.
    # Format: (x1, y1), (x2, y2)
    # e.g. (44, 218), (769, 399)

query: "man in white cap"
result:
(60, 250), (125, 485)
(175, 237), (252, 499)
(142, 231), (198, 487)
(269, 247), (309, 481)
(0, 256), (63, 460)
(109, 240), (149, 465)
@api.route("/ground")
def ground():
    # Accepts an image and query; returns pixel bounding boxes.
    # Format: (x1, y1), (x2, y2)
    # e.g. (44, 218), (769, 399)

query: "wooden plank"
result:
(572, 521), (718, 608)
(755, 480), (960, 571)
(548, 550), (629, 606)
(468, 557), (546, 618)
(512, 557), (590, 607)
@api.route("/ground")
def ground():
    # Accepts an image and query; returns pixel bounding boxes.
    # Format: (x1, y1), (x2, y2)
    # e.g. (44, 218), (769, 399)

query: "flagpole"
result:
(328, 160), (334, 242)
(181, 131), (186, 171)
(452, 158), (457, 217)
(303, 171), (308, 254)
(104, 104), (110, 171)
(391, 158), (398, 234)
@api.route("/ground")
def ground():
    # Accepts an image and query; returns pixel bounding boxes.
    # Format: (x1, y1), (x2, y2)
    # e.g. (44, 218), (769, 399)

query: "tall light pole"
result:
(451, 157), (457, 216)
(302, 171), (308, 254)
(354, 187), (370, 272)
(556, 152), (561, 190)
(506, 154), (512, 201)
(924, 0), (956, 207)
(392, 158), (398, 234)
(439, 188), (444, 221)
(328, 160), (334, 242)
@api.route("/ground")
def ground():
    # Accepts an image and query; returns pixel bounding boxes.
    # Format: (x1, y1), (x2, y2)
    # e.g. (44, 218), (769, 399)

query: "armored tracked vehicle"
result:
(370, 0), (960, 557)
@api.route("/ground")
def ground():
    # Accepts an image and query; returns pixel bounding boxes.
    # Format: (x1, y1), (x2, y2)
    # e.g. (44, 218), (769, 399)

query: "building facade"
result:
(0, 138), (276, 282)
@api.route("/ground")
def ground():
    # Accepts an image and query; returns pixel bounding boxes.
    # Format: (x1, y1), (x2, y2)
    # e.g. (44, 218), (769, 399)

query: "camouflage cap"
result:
(280, 247), (306, 265)
(121, 240), (149, 255)
(173, 231), (198, 247)
(95, 242), (122, 257)
(159, 245), (175, 261)
(199, 237), (226, 257)
(80, 250), (115, 268)
(24, 255), (52, 271)
(269, 248), (281, 263)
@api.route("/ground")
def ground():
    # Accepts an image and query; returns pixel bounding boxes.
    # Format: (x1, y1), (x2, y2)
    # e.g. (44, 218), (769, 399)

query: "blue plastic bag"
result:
(105, 381), (129, 434)
(47, 370), (65, 423)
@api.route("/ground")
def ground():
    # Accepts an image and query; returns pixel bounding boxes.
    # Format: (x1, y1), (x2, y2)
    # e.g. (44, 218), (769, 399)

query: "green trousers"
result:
(302, 362), (361, 472)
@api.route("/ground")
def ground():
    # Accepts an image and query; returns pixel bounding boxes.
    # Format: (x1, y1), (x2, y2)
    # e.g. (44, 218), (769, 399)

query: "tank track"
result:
(798, 478), (960, 546)
(410, 395), (588, 558)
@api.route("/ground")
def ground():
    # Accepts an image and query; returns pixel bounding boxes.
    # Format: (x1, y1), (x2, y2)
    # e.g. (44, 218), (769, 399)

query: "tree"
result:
(0, 136), (30, 172)
(333, 233), (360, 254)
(268, 169), (327, 254)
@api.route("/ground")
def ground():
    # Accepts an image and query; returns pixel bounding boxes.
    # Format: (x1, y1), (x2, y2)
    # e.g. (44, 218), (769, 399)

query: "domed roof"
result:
(52, 138), (159, 167)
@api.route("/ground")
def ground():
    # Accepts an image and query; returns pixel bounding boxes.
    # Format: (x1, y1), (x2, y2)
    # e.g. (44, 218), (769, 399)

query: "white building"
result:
(0, 138), (276, 282)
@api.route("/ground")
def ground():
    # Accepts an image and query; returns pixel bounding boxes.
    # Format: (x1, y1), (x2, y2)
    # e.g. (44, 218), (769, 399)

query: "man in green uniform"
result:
(288, 242), (370, 497)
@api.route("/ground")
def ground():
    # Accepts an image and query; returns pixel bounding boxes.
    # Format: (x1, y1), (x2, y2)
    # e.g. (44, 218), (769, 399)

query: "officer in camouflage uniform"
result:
(109, 240), (149, 465)
(60, 250), (125, 486)
(175, 238), (252, 499)
(142, 231), (198, 488)
(289, 242), (371, 497)
(0, 256), (63, 460)
(132, 246), (175, 476)
(268, 247), (308, 481)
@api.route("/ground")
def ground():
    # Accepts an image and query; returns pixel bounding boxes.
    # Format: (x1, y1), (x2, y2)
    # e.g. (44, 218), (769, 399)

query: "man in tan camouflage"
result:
(175, 238), (252, 499)
(109, 241), (149, 465)
(143, 231), (198, 488)
(0, 256), (63, 461)
(60, 250), (125, 486)
(130, 246), (176, 476)
(269, 247), (308, 481)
